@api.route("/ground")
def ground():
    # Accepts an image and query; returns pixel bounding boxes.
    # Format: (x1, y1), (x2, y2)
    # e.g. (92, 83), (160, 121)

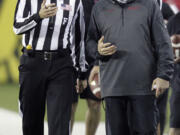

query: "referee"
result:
(13, 0), (87, 135)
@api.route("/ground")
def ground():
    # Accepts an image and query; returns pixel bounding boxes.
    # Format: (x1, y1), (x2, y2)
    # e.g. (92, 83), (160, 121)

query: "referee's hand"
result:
(39, 0), (58, 19)
(76, 79), (87, 94)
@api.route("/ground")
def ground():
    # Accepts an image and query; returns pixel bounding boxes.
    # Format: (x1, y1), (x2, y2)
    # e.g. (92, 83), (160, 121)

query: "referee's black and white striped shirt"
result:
(13, 0), (87, 73)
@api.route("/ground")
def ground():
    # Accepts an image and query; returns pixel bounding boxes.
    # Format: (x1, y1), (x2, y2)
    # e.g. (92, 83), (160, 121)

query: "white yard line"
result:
(0, 108), (169, 135)
(0, 108), (105, 135)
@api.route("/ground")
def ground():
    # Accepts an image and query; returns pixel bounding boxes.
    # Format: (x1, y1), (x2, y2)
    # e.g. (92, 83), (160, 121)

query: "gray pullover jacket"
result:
(87, 0), (174, 98)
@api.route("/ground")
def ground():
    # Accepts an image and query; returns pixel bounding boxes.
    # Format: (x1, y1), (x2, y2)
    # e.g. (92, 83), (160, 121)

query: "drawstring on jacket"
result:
(113, 0), (126, 26)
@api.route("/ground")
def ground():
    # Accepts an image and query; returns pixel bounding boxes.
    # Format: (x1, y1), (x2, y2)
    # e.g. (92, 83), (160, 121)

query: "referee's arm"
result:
(76, 1), (88, 80)
(13, 0), (42, 35)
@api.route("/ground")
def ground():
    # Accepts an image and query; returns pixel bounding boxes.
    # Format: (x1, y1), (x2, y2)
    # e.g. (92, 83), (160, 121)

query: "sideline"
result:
(0, 108), (105, 135)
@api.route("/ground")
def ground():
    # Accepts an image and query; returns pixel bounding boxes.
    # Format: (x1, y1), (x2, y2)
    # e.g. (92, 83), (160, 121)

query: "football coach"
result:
(87, 0), (174, 134)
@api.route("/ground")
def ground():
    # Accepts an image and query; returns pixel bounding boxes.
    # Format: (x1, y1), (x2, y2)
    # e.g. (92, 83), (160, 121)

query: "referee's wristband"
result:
(33, 13), (42, 23)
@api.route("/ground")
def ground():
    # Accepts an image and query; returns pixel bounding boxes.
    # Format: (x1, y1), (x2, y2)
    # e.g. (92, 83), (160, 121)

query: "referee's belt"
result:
(22, 48), (70, 61)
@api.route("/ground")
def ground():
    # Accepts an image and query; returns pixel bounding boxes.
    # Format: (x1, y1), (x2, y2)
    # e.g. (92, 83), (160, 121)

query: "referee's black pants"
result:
(105, 96), (158, 135)
(18, 52), (74, 135)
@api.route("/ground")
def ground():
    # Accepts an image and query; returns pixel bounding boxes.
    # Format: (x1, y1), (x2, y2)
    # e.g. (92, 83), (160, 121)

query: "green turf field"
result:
(0, 84), (172, 133)
(0, 84), (105, 121)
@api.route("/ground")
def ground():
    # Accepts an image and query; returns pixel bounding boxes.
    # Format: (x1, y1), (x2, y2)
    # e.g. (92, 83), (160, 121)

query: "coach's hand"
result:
(98, 36), (117, 56)
(175, 57), (180, 63)
(89, 66), (99, 85)
(39, 0), (58, 19)
(151, 78), (169, 98)
(76, 79), (87, 93)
